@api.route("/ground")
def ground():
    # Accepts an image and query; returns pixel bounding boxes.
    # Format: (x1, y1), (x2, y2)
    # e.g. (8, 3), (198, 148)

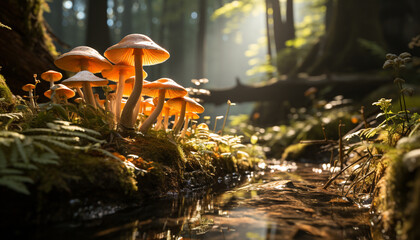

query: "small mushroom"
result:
(180, 112), (200, 138)
(74, 97), (83, 104)
(61, 71), (108, 105)
(167, 96), (204, 135)
(94, 93), (105, 109)
(44, 84), (76, 104)
(102, 64), (137, 121)
(139, 78), (187, 133)
(105, 34), (170, 130)
(22, 84), (36, 110)
(41, 70), (62, 89)
(54, 46), (112, 106)
(142, 98), (155, 115)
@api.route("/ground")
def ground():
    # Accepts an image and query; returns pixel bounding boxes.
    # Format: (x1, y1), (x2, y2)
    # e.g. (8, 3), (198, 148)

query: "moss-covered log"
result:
(0, 0), (58, 100)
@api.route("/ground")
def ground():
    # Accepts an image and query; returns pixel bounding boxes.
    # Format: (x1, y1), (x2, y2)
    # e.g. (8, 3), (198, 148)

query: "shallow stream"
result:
(17, 161), (372, 240)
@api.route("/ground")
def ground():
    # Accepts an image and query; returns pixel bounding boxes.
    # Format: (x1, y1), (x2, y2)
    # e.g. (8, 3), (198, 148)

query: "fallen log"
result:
(196, 74), (391, 106)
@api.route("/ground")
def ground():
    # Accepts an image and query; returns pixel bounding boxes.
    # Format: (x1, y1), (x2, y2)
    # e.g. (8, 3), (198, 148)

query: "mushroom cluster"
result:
(23, 33), (205, 137)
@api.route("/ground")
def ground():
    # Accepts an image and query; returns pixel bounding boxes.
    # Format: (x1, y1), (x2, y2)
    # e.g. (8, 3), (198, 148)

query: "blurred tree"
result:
(86, 0), (111, 53)
(196, 0), (207, 78)
(121, 0), (133, 36)
(298, 0), (386, 75)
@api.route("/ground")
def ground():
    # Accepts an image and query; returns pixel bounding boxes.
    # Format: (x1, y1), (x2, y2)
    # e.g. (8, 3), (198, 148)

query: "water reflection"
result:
(20, 162), (371, 240)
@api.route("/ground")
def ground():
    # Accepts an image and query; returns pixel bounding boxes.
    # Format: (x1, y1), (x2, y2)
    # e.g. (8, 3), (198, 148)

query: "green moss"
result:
(0, 74), (15, 113)
(33, 148), (138, 198)
(281, 143), (309, 161)
(375, 146), (420, 239)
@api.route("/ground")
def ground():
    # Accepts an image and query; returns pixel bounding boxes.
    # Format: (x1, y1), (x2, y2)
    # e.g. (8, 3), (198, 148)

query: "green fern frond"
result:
(37, 135), (80, 143)
(59, 124), (102, 136)
(0, 150), (6, 168)
(10, 162), (38, 170)
(0, 131), (25, 139)
(14, 138), (29, 163)
(0, 112), (23, 119)
(30, 136), (81, 151)
(32, 142), (58, 154)
(0, 178), (30, 195)
(31, 153), (59, 165)
(23, 128), (105, 143)
(91, 148), (119, 161)
(0, 168), (23, 175)
(0, 137), (14, 146)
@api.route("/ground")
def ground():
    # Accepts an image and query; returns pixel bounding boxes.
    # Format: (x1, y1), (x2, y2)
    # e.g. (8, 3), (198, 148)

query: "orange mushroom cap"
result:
(185, 112), (200, 120)
(54, 46), (112, 73)
(197, 123), (209, 131)
(104, 34), (170, 66)
(101, 64), (136, 81)
(74, 97), (83, 104)
(142, 78), (187, 99)
(44, 84), (76, 99)
(142, 98), (155, 114)
(22, 84), (35, 91)
(61, 71), (108, 88)
(123, 77), (149, 97)
(166, 96), (205, 114)
(108, 84), (117, 92)
(41, 70), (62, 82)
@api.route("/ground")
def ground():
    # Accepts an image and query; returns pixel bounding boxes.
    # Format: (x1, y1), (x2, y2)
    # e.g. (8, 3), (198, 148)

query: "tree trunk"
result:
(145, 0), (154, 38)
(265, 0), (274, 74)
(167, 0), (186, 83)
(0, 0), (58, 100)
(305, 0), (386, 75)
(196, 0), (207, 78)
(154, 0), (169, 78)
(285, 0), (295, 40)
(86, 0), (111, 53)
(121, 0), (133, 37)
(270, 0), (285, 53)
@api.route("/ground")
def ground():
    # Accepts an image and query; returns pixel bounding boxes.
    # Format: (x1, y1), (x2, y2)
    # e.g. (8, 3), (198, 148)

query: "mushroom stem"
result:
(115, 70), (127, 122)
(48, 77), (54, 89)
(94, 94), (104, 109)
(139, 89), (165, 133)
(173, 102), (186, 134)
(119, 49), (143, 130)
(221, 100), (232, 135)
(80, 60), (97, 107)
(213, 118), (218, 132)
(82, 82), (96, 107)
(155, 112), (164, 130)
(132, 95), (143, 125)
(173, 114), (180, 129)
(28, 90), (36, 110)
(75, 87), (85, 101)
(180, 116), (190, 138)
(163, 107), (170, 129)
(58, 96), (68, 104)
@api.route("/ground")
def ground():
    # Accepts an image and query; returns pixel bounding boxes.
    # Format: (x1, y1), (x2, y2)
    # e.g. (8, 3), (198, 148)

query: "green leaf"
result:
(14, 138), (29, 163)
(9, 145), (18, 163)
(31, 153), (59, 165)
(0, 168), (23, 175)
(10, 162), (38, 170)
(0, 178), (30, 195)
(0, 149), (6, 168)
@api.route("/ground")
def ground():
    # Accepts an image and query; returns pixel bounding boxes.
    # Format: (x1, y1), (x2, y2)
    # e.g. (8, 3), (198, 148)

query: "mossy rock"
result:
(281, 143), (329, 162)
(0, 73), (15, 113)
(374, 146), (420, 240)
(119, 135), (187, 197)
